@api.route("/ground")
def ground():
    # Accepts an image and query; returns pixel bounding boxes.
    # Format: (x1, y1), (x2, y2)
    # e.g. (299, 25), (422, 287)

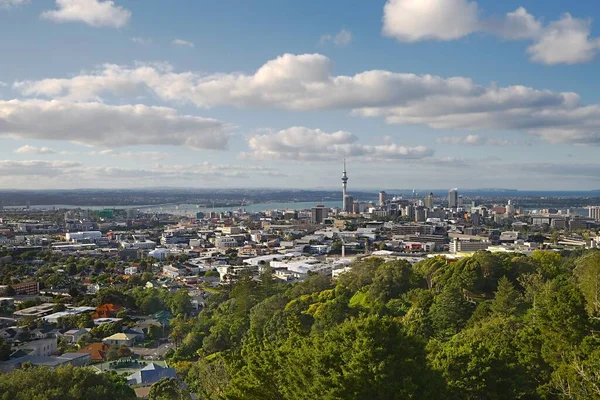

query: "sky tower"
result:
(342, 158), (349, 211)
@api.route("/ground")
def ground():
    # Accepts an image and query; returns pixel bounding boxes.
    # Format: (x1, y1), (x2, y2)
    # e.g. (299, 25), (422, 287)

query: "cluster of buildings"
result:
(1, 162), (600, 395)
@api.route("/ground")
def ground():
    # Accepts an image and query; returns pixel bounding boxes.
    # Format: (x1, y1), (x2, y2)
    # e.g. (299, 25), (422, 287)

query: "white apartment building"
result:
(215, 236), (238, 249)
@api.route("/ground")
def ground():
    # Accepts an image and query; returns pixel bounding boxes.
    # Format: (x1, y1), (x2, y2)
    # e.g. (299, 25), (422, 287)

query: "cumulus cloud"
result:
(14, 145), (57, 154)
(1, 0), (29, 8)
(0, 99), (230, 149)
(490, 7), (542, 40)
(16, 53), (600, 145)
(319, 29), (352, 47)
(437, 135), (510, 146)
(383, 0), (480, 42)
(41, 0), (131, 28)
(527, 14), (600, 65)
(240, 127), (433, 162)
(382, 0), (600, 65)
(172, 39), (195, 48)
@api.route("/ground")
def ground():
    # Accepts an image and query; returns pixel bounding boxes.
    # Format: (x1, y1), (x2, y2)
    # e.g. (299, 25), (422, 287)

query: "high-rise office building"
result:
(341, 159), (349, 212)
(379, 191), (387, 206)
(404, 205), (415, 220)
(352, 201), (360, 214)
(425, 192), (434, 209)
(311, 205), (328, 224)
(344, 195), (354, 213)
(415, 207), (426, 223)
(472, 211), (481, 226)
(589, 206), (600, 221)
(448, 188), (458, 208)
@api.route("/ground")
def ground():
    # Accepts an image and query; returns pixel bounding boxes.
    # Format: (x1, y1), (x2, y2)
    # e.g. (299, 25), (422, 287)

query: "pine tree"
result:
(491, 277), (522, 317)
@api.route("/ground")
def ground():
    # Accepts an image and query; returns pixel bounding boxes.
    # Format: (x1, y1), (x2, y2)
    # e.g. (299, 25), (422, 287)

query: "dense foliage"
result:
(0, 365), (135, 400)
(5, 249), (600, 399)
(169, 249), (600, 399)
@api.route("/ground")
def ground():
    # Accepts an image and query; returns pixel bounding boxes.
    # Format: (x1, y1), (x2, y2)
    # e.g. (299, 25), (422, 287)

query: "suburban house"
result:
(102, 332), (138, 347)
(123, 327), (145, 341)
(63, 328), (88, 344)
(18, 338), (57, 357)
(30, 326), (61, 340)
(127, 363), (177, 386)
(0, 352), (90, 373)
(80, 342), (110, 362)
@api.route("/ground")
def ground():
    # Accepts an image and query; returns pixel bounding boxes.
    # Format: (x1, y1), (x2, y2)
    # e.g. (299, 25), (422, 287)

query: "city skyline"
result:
(2, 1), (600, 190)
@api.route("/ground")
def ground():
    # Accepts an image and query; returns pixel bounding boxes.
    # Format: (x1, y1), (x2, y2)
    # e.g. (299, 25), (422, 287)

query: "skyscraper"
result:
(311, 205), (328, 224)
(379, 191), (387, 206)
(589, 206), (600, 221)
(344, 195), (354, 213)
(448, 188), (458, 208)
(425, 192), (434, 209)
(342, 159), (349, 212)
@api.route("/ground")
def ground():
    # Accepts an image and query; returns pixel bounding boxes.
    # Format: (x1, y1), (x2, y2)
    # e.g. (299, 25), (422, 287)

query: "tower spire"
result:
(342, 158), (349, 212)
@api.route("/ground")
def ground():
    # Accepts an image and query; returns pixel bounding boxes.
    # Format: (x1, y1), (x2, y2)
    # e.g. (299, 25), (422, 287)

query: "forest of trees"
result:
(2, 249), (600, 399)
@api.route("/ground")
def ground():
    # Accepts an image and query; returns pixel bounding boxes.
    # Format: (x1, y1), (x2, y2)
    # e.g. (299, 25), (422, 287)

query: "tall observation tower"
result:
(342, 158), (349, 211)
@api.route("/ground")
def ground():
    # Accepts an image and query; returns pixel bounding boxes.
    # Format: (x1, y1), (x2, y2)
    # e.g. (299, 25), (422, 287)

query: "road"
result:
(130, 342), (173, 359)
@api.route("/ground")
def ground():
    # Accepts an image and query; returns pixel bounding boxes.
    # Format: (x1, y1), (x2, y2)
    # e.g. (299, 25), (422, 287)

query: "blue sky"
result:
(1, 0), (600, 191)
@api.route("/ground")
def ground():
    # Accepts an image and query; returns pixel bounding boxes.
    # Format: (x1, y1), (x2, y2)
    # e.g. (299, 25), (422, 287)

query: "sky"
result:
(1, 0), (600, 191)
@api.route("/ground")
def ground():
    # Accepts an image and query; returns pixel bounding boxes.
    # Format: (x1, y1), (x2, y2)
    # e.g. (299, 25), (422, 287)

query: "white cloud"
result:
(382, 0), (480, 42)
(527, 14), (600, 65)
(0, 99), (230, 149)
(437, 135), (510, 146)
(89, 149), (169, 160)
(0, 160), (81, 176)
(15, 53), (600, 145)
(172, 39), (195, 48)
(41, 0), (131, 28)
(382, 1), (600, 65)
(0, 0), (28, 8)
(131, 37), (152, 45)
(491, 7), (541, 40)
(15, 145), (57, 154)
(240, 127), (433, 161)
(319, 29), (352, 47)
(0, 160), (287, 188)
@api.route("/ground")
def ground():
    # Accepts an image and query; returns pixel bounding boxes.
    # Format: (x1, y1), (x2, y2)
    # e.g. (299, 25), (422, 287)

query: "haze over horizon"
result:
(2, 0), (600, 190)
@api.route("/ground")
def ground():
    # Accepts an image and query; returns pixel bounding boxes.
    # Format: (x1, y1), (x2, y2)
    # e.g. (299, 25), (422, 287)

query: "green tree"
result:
(148, 378), (190, 400)
(491, 276), (523, 317)
(0, 365), (135, 400)
(366, 260), (416, 307)
(531, 250), (566, 280)
(414, 257), (446, 291)
(186, 354), (231, 400)
(574, 251), (600, 318)
(0, 338), (11, 361)
(548, 336), (600, 399)
(147, 324), (163, 341)
(429, 317), (538, 399)
(227, 315), (446, 400)
(535, 276), (590, 367)
(169, 289), (192, 317)
(428, 284), (474, 339)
